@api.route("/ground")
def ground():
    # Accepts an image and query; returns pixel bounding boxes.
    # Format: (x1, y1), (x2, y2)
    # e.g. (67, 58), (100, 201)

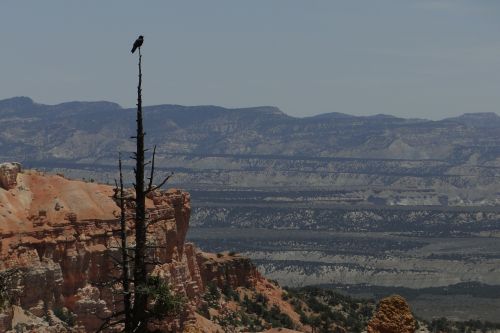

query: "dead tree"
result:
(99, 37), (180, 333)
(96, 42), (149, 333)
(118, 155), (131, 332)
(131, 45), (149, 333)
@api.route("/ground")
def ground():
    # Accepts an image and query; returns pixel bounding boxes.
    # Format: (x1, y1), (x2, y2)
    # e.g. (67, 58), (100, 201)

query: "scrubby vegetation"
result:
(146, 276), (185, 319)
(285, 286), (375, 333)
(199, 284), (296, 332)
(242, 293), (294, 329)
(425, 317), (500, 333)
(53, 307), (76, 327)
(0, 268), (20, 310)
(198, 283), (377, 332)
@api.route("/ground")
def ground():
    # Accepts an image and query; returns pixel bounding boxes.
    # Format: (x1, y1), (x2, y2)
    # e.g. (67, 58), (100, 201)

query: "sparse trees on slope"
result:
(0, 268), (20, 310)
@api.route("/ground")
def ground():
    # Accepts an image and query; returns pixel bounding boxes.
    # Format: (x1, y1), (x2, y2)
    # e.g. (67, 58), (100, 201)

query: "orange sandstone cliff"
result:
(0, 163), (305, 333)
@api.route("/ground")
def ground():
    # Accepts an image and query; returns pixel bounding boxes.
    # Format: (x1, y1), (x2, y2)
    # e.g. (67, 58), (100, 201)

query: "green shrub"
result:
(204, 283), (221, 309)
(145, 276), (185, 319)
(53, 307), (76, 327)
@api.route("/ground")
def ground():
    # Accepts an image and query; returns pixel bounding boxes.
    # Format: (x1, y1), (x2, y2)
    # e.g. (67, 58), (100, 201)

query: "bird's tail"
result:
(131, 46), (137, 53)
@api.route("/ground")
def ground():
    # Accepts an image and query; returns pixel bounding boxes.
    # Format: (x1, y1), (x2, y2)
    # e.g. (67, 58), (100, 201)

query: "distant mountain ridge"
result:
(1, 96), (499, 159)
(1, 96), (500, 205)
(4, 96), (497, 121)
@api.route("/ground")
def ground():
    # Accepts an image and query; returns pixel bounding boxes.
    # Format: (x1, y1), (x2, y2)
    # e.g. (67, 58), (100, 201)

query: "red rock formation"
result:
(366, 295), (416, 333)
(197, 251), (261, 289)
(0, 162), (21, 190)
(0, 166), (262, 332)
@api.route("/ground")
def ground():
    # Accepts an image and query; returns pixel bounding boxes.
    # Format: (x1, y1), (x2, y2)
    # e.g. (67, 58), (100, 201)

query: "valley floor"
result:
(188, 227), (500, 322)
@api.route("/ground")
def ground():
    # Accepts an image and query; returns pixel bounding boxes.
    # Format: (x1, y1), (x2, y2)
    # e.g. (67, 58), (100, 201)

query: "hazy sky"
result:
(1, 1), (500, 119)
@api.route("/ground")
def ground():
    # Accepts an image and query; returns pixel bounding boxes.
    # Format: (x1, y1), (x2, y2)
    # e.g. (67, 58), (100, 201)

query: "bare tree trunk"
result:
(118, 156), (132, 332)
(102, 39), (178, 333)
(132, 48), (148, 333)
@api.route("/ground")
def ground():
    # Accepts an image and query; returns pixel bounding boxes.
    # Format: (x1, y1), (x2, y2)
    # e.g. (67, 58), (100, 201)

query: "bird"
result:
(131, 35), (144, 53)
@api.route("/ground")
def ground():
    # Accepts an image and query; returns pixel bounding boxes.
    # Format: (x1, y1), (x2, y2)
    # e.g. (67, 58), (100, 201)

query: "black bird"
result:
(131, 35), (144, 53)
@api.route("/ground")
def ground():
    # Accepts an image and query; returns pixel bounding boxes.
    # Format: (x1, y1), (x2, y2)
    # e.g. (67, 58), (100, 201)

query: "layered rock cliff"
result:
(0, 164), (274, 332)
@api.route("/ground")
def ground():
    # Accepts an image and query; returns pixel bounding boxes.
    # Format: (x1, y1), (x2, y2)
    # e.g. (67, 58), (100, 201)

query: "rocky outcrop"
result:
(198, 251), (261, 288)
(0, 307), (13, 332)
(367, 295), (416, 333)
(0, 162), (21, 190)
(0, 166), (261, 332)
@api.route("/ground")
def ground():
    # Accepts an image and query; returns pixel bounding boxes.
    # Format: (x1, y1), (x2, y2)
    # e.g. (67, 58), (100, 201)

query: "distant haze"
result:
(1, 1), (500, 119)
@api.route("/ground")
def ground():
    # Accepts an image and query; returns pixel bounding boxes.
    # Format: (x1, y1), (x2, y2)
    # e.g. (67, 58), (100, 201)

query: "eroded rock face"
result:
(0, 162), (21, 190)
(367, 295), (416, 333)
(198, 252), (261, 289)
(0, 307), (13, 333)
(0, 167), (259, 332)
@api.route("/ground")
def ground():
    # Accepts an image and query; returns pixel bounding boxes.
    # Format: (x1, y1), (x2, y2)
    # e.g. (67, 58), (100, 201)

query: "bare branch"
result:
(145, 172), (173, 194)
(155, 172), (174, 190)
(95, 313), (126, 333)
(147, 145), (157, 192)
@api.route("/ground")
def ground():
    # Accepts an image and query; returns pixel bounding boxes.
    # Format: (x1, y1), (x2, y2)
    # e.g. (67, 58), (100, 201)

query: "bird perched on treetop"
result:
(131, 35), (144, 53)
